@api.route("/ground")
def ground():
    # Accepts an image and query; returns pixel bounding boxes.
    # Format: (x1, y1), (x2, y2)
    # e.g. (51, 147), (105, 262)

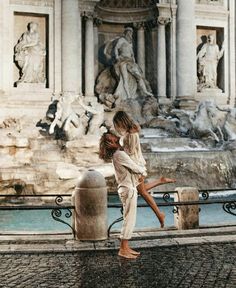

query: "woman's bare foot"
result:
(118, 249), (138, 259)
(160, 177), (176, 184)
(127, 247), (140, 256)
(159, 212), (165, 228)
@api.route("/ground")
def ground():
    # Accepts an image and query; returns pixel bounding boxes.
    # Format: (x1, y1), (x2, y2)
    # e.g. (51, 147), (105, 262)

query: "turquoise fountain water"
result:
(0, 192), (235, 233)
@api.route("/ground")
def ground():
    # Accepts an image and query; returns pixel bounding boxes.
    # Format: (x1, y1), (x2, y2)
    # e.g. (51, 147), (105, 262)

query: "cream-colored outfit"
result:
(121, 132), (147, 182)
(112, 149), (146, 239)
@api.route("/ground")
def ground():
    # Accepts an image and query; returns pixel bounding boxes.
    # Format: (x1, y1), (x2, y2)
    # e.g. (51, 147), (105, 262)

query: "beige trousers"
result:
(118, 186), (138, 240)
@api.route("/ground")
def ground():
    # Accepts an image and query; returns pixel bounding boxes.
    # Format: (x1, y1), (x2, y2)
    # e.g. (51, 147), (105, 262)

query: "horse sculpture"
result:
(189, 101), (224, 143)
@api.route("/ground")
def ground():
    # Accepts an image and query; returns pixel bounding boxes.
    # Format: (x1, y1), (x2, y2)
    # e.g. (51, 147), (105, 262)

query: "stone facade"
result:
(0, 0), (235, 195)
(0, 0), (235, 106)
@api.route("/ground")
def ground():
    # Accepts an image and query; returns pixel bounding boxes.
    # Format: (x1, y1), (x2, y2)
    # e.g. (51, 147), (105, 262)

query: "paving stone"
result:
(0, 242), (235, 287)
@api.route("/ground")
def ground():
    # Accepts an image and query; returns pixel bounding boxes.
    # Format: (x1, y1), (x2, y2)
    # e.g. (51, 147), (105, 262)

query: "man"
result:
(99, 132), (175, 259)
(99, 132), (146, 259)
(113, 27), (153, 98)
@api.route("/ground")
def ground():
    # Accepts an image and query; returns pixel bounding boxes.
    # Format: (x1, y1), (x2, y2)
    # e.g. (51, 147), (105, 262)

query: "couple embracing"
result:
(99, 111), (175, 259)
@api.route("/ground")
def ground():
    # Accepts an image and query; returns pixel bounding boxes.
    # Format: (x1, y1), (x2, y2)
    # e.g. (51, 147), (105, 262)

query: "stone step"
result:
(140, 136), (208, 152)
(29, 138), (60, 151)
(31, 150), (65, 163)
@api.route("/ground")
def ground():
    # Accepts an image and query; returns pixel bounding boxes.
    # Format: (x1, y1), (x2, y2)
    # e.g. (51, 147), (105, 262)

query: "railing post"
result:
(71, 191), (76, 236)
(174, 187), (199, 229)
(74, 169), (107, 240)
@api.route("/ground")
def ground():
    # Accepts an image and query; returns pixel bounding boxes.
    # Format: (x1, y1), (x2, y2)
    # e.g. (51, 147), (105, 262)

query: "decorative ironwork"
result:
(173, 206), (179, 214)
(163, 192), (171, 202)
(107, 207), (123, 238)
(0, 189), (235, 238)
(223, 202), (236, 216)
(51, 196), (76, 238)
(201, 191), (209, 200)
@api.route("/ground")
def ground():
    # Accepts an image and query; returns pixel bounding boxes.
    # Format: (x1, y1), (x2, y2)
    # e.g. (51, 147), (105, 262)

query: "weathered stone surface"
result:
(174, 187), (199, 230)
(0, 242), (235, 288)
(145, 149), (234, 190)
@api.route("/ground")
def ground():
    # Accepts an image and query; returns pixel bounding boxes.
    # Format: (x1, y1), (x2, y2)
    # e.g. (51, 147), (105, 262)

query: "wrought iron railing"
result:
(107, 188), (236, 237)
(0, 189), (235, 239)
(0, 194), (76, 237)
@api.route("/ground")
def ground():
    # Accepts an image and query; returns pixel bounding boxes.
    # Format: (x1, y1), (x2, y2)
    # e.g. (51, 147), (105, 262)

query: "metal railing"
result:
(0, 194), (76, 237)
(0, 189), (235, 238)
(107, 188), (236, 237)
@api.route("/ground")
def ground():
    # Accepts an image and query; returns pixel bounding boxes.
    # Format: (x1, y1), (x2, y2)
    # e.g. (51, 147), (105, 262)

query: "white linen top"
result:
(112, 149), (146, 189)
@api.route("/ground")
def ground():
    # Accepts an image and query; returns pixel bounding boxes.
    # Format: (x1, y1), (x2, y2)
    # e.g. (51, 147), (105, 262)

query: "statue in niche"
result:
(37, 92), (104, 141)
(14, 22), (46, 85)
(95, 27), (154, 115)
(197, 34), (224, 91)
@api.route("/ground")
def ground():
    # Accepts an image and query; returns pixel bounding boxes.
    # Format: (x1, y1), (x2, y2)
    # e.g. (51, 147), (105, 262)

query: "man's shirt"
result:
(112, 150), (146, 189)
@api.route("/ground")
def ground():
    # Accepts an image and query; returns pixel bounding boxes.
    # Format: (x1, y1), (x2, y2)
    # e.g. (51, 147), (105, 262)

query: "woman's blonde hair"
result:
(113, 111), (140, 133)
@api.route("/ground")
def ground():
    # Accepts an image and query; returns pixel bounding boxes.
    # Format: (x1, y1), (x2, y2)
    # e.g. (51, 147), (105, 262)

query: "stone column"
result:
(174, 187), (199, 230)
(169, 4), (177, 100)
(176, 0), (196, 109)
(62, 0), (81, 94)
(0, 0), (4, 94)
(84, 13), (95, 97)
(93, 18), (102, 81)
(136, 23), (146, 76)
(1, 0), (10, 95)
(54, 0), (62, 94)
(157, 17), (170, 101)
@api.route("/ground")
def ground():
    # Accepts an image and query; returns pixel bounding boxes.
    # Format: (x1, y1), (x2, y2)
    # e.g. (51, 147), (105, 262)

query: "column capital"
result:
(133, 22), (146, 30)
(82, 11), (95, 20)
(157, 16), (172, 26)
(93, 17), (103, 27)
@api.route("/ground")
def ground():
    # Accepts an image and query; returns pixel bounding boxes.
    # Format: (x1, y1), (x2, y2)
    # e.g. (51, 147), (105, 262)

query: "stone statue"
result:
(14, 22), (46, 85)
(77, 96), (105, 136)
(95, 27), (153, 110)
(45, 92), (104, 141)
(171, 100), (236, 144)
(197, 34), (224, 91)
(48, 93), (83, 140)
(189, 101), (224, 142)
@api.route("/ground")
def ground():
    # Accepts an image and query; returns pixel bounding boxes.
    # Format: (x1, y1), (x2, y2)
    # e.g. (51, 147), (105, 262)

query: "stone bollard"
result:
(174, 187), (199, 230)
(74, 169), (107, 240)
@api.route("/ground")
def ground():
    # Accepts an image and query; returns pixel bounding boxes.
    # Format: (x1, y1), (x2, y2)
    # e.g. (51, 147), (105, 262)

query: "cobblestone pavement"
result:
(0, 242), (235, 288)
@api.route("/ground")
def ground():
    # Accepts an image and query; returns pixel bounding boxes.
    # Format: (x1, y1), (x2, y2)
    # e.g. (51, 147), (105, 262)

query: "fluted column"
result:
(84, 13), (95, 97)
(0, 0), (4, 93)
(136, 23), (146, 76)
(61, 0), (81, 94)
(93, 18), (102, 80)
(157, 17), (169, 99)
(1, 0), (10, 94)
(176, 0), (196, 108)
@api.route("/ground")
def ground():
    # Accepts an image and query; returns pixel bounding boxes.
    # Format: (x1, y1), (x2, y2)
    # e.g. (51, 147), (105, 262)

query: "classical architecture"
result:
(0, 0), (235, 110)
(0, 0), (236, 194)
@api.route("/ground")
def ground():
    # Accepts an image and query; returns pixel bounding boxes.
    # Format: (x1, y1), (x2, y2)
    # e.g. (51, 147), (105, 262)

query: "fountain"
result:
(0, 0), (236, 199)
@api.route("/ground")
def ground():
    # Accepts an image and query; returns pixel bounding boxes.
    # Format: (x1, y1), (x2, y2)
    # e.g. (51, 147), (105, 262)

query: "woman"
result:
(113, 111), (175, 227)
